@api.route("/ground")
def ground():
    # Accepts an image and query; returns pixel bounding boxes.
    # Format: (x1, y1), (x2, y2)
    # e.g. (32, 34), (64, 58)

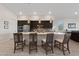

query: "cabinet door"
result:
(18, 26), (23, 32)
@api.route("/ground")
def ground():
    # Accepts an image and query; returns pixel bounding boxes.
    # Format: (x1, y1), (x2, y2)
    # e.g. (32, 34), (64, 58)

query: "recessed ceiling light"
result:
(74, 11), (78, 15)
(48, 11), (52, 15)
(19, 11), (23, 15)
(33, 11), (37, 15)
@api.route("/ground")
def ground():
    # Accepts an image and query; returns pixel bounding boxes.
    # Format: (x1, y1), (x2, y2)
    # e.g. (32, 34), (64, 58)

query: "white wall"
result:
(0, 5), (17, 40)
(53, 18), (79, 32)
(64, 18), (79, 31)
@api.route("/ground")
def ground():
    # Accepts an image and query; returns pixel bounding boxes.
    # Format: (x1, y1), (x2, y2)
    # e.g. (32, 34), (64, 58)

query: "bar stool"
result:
(54, 32), (71, 55)
(41, 33), (54, 55)
(13, 33), (26, 53)
(29, 32), (37, 54)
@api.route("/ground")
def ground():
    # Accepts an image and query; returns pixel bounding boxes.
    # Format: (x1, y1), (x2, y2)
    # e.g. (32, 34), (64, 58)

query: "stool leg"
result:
(29, 43), (31, 54)
(51, 44), (54, 53)
(14, 43), (16, 53)
(67, 43), (70, 54)
(62, 44), (65, 55)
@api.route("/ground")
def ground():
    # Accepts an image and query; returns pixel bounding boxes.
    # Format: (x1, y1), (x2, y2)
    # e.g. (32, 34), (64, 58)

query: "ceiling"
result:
(1, 3), (79, 19)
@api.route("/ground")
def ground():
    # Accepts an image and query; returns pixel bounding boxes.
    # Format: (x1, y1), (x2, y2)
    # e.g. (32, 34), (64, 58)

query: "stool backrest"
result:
(14, 33), (23, 42)
(46, 33), (54, 44)
(63, 32), (71, 44)
(29, 33), (37, 42)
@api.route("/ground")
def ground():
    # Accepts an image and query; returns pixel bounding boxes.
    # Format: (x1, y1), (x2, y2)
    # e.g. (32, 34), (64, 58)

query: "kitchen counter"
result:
(21, 32), (65, 45)
(22, 32), (54, 35)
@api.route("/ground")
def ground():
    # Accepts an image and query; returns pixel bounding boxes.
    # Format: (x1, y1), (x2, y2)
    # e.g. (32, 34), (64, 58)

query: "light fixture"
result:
(47, 16), (53, 23)
(74, 11), (78, 15)
(28, 16), (31, 23)
(28, 20), (30, 23)
(50, 20), (52, 23)
(19, 11), (23, 15)
(48, 11), (52, 15)
(39, 17), (41, 23)
(33, 11), (37, 15)
(50, 17), (52, 23)
(39, 20), (41, 23)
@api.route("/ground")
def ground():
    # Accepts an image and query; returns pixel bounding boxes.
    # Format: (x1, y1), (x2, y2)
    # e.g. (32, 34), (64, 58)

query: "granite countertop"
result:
(22, 31), (65, 35)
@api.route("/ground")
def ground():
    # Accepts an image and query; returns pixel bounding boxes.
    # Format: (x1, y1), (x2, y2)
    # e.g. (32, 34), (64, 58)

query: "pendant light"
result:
(28, 16), (31, 23)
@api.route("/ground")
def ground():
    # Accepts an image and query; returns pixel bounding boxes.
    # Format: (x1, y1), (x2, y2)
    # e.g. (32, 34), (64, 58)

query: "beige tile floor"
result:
(0, 39), (79, 56)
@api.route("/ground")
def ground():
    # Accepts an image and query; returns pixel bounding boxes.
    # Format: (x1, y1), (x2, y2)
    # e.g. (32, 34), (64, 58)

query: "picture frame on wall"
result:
(68, 23), (76, 29)
(4, 21), (9, 29)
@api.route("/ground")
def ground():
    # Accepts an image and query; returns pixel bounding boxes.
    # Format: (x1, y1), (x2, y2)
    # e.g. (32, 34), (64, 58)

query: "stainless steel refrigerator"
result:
(23, 25), (30, 32)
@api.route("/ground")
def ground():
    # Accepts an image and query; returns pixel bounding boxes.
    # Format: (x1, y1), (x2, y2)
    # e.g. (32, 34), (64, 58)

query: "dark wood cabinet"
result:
(30, 21), (53, 31)
(17, 20), (53, 32)
(18, 20), (30, 32)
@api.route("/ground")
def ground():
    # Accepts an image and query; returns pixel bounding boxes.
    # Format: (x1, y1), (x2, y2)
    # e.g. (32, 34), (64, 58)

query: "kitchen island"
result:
(22, 32), (65, 45)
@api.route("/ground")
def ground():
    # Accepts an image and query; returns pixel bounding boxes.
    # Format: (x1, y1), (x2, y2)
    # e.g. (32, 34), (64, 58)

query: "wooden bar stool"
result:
(41, 33), (54, 55)
(54, 32), (71, 55)
(13, 33), (26, 53)
(29, 32), (37, 54)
